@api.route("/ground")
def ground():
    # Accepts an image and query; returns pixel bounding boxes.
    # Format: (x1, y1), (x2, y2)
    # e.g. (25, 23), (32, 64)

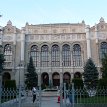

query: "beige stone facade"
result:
(0, 17), (107, 87)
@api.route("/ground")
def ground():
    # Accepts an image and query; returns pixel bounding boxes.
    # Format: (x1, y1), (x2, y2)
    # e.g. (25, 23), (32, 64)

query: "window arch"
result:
(72, 44), (82, 67)
(100, 42), (107, 59)
(4, 44), (12, 67)
(62, 44), (71, 66)
(51, 44), (60, 67)
(41, 45), (49, 67)
(30, 45), (39, 67)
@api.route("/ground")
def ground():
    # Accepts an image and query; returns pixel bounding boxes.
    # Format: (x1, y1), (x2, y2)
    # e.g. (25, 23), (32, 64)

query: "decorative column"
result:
(38, 70), (41, 87)
(71, 73), (74, 81)
(60, 71), (63, 86)
(95, 24), (98, 44)
(12, 30), (17, 73)
(95, 24), (100, 76)
(19, 29), (25, 87)
(60, 47), (63, 85)
(21, 29), (25, 62)
(49, 70), (52, 87)
(85, 25), (91, 59)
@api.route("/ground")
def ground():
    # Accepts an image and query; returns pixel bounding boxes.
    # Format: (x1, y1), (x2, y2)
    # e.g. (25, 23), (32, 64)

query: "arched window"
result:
(4, 44), (12, 67)
(41, 45), (49, 67)
(72, 44), (82, 67)
(30, 45), (39, 67)
(100, 42), (107, 59)
(51, 44), (60, 67)
(62, 44), (71, 66)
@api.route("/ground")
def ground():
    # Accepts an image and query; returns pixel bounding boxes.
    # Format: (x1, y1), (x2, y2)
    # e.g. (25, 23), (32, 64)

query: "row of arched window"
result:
(30, 44), (82, 67)
(3, 42), (107, 68)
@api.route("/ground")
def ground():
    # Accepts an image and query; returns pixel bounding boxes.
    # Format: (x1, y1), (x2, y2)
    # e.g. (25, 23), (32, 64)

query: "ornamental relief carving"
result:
(3, 35), (13, 41)
(28, 34), (84, 42)
(35, 35), (39, 40)
(98, 32), (107, 39)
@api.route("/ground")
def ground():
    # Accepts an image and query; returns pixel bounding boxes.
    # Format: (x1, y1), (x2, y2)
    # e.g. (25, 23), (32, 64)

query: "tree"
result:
(83, 58), (99, 89)
(25, 56), (38, 88)
(101, 53), (107, 78)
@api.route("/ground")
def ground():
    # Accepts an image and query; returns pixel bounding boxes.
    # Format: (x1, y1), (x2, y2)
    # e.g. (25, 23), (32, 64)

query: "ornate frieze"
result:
(3, 35), (14, 41)
(27, 34), (86, 42)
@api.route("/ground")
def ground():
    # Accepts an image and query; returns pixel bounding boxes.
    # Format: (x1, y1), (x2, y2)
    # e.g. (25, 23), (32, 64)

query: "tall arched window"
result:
(72, 44), (82, 67)
(62, 44), (71, 66)
(100, 42), (107, 59)
(4, 44), (12, 67)
(51, 44), (60, 67)
(41, 45), (49, 67)
(30, 45), (39, 67)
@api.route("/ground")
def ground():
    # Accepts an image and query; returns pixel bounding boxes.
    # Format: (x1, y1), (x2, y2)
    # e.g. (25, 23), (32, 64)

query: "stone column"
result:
(95, 24), (98, 44)
(13, 33), (17, 73)
(21, 29), (25, 62)
(49, 70), (52, 87)
(71, 73), (74, 81)
(15, 66), (24, 87)
(38, 70), (41, 87)
(85, 25), (91, 59)
(19, 67), (25, 87)
(60, 71), (63, 85)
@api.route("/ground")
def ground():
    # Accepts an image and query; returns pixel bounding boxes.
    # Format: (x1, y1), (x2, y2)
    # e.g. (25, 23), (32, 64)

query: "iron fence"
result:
(1, 88), (39, 107)
(64, 86), (107, 107)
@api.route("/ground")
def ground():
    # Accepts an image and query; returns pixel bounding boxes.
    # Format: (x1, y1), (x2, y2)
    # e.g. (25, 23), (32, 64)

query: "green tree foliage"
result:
(83, 58), (99, 89)
(72, 78), (84, 89)
(25, 56), (38, 88)
(101, 53), (107, 78)
(0, 51), (5, 74)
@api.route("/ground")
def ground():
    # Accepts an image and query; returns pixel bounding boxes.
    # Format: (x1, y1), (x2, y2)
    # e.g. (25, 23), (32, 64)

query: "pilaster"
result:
(95, 24), (98, 44)
(21, 29), (25, 62)
(60, 70), (63, 85)
(38, 70), (41, 86)
(49, 70), (52, 87)
(85, 25), (91, 59)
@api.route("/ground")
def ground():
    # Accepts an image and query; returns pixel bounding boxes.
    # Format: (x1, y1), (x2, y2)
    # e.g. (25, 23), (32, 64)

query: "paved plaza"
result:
(41, 97), (60, 107)
(1, 96), (60, 107)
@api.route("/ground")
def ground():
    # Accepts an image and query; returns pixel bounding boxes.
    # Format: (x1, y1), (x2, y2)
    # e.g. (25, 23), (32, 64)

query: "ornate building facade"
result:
(0, 17), (107, 87)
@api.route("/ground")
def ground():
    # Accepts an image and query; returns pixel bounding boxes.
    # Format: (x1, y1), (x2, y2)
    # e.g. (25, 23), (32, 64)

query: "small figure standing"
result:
(32, 87), (37, 103)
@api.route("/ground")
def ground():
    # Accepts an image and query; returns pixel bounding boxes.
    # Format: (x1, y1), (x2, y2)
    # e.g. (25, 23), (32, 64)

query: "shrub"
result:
(3, 80), (16, 89)
(72, 78), (84, 89)
(98, 78), (107, 88)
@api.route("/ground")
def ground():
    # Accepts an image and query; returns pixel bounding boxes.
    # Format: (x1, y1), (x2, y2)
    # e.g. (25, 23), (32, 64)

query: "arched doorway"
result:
(41, 72), (49, 86)
(63, 72), (71, 83)
(2, 72), (11, 81)
(2, 72), (11, 86)
(74, 72), (82, 78)
(52, 72), (60, 86)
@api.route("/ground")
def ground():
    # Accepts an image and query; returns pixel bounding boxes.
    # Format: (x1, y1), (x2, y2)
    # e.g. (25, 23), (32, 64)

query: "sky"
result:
(0, 0), (107, 28)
